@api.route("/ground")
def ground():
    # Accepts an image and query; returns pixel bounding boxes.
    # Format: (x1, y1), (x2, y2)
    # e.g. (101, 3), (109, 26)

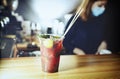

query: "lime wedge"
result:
(43, 39), (53, 48)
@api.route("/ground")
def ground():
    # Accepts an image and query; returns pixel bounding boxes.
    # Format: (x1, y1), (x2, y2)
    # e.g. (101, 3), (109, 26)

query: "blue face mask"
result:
(92, 6), (105, 17)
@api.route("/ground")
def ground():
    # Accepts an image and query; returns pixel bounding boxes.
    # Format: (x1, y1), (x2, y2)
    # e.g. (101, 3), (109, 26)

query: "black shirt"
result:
(63, 14), (107, 55)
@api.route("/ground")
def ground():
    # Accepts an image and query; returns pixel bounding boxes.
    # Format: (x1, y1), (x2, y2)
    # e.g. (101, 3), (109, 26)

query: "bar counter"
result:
(0, 54), (120, 79)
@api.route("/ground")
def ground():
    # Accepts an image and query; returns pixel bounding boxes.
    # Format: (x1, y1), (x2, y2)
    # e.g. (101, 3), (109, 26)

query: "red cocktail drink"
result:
(38, 34), (62, 73)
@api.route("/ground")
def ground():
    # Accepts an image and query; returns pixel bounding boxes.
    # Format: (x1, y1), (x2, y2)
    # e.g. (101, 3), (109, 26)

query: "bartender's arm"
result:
(73, 48), (86, 55)
(96, 40), (112, 55)
(73, 41), (109, 55)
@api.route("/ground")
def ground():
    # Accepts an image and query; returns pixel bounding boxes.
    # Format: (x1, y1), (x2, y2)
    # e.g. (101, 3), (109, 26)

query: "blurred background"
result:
(15, 0), (83, 35)
(0, 0), (119, 58)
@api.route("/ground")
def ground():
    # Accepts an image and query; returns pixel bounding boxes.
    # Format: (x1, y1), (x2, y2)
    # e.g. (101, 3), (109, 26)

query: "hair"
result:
(80, 0), (108, 21)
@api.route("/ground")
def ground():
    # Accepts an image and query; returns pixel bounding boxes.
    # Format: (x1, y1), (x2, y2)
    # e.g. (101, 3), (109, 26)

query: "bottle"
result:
(47, 27), (52, 34)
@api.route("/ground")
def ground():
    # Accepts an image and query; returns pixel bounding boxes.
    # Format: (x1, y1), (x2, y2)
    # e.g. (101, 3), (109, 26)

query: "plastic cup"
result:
(38, 34), (62, 73)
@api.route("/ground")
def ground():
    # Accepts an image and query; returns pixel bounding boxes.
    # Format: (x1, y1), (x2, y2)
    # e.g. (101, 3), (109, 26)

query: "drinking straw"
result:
(61, 0), (89, 39)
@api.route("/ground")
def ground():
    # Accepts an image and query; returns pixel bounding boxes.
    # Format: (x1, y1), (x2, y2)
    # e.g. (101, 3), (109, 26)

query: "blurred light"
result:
(30, 0), (82, 20)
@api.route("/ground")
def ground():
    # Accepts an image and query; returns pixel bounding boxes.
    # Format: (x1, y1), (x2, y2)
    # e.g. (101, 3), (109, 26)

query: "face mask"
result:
(92, 6), (105, 17)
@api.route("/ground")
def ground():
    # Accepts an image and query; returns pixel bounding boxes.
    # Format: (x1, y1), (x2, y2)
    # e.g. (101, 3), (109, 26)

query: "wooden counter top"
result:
(0, 54), (120, 79)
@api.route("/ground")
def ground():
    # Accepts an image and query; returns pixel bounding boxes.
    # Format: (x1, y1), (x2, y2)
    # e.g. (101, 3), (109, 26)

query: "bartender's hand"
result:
(73, 47), (86, 55)
(96, 41), (112, 55)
